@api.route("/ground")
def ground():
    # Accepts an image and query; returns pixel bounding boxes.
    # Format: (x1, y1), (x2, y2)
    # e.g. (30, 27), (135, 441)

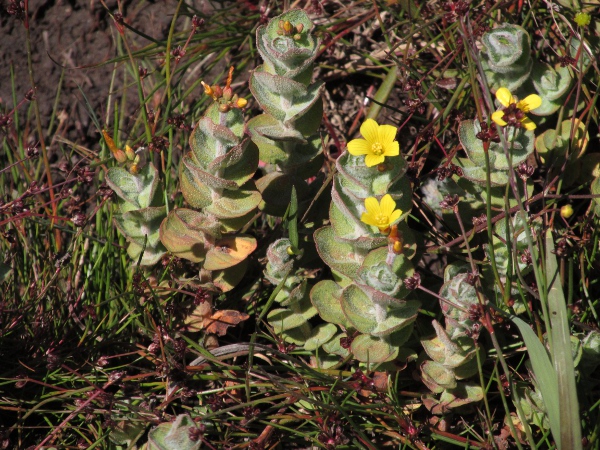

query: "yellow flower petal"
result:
(347, 138), (370, 156)
(389, 209), (402, 225)
(517, 94), (542, 112)
(364, 197), (380, 216)
(379, 194), (397, 217)
(491, 110), (507, 127)
(520, 117), (536, 131)
(495, 87), (514, 108)
(383, 141), (400, 157)
(364, 153), (385, 167)
(378, 124), (398, 146)
(360, 213), (377, 226)
(360, 119), (379, 144)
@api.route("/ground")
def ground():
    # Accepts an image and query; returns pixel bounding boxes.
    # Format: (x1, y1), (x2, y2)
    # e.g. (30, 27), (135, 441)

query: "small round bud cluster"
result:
(439, 194), (460, 210)
(200, 66), (247, 113)
(404, 273), (422, 290)
(574, 12), (591, 27)
(277, 20), (304, 40)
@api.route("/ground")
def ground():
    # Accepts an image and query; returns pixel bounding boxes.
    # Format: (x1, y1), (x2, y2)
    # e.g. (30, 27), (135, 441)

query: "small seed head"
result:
(71, 212), (87, 227)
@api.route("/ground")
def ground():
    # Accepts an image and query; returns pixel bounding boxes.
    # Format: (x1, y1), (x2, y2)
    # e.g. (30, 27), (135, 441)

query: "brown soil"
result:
(0, 0), (173, 146)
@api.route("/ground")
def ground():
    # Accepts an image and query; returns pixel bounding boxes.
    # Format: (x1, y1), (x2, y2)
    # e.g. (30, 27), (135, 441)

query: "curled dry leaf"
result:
(185, 301), (249, 336)
(204, 310), (249, 336)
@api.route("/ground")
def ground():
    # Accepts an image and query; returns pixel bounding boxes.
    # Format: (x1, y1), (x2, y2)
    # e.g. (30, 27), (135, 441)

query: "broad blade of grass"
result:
(366, 65), (397, 120)
(545, 230), (582, 450)
(509, 316), (560, 445)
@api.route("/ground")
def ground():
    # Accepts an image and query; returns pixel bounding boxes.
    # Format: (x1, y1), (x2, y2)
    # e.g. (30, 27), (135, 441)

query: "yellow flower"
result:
(347, 119), (400, 167)
(574, 12), (591, 27)
(491, 87), (542, 131)
(361, 194), (402, 232)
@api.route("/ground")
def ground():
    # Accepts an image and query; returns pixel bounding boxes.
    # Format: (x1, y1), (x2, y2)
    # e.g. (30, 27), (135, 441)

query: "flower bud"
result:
(560, 204), (574, 219)
(125, 145), (135, 161)
(283, 20), (293, 33)
(102, 130), (128, 163)
(201, 81), (213, 97)
(212, 85), (223, 99)
(222, 86), (233, 101)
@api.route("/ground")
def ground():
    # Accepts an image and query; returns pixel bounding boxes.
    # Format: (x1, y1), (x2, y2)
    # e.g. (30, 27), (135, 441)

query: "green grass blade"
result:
(509, 316), (560, 445)
(288, 186), (299, 252)
(545, 230), (582, 450)
(366, 65), (398, 120)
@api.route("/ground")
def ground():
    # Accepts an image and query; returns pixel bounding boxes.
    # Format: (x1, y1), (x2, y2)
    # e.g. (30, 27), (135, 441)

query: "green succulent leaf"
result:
(482, 24), (532, 73)
(188, 116), (240, 168)
(256, 10), (320, 80)
(421, 360), (457, 393)
(204, 185), (261, 221)
(304, 323), (338, 351)
(459, 120), (534, 171)
(531, 63), (571, 103)
(455, 157), (510, 186)
(358, 247), (414, 298)
(147, 414), (202, 450)
(204, 235), (257, 270)
(250, 69), (324, 125)
(106, 164), (160, 210)
(341, 285), (419, 337)
(159, 209), (220, 263)
(314, 226), (362, 279)
(310, 280), (349, 327)
(212, 259), (249, 293)
(351, 335), (399, 363)
(322, 333), (351, 357)
(267, 295), (318, 334)
(114, 206), (167, 249)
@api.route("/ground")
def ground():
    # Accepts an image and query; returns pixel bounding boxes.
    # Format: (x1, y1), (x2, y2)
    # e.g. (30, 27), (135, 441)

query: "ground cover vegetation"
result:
(1, 0), (600, 448)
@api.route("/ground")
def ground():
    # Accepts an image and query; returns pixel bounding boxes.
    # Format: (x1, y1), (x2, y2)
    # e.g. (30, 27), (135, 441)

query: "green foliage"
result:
(457, 119), (534, 185)
(106, 163), (168, 265)
(419, 264), (484, 411)
(481, 24), (533, 92)
(310, 146), (419, 364)
(248, 9), (324, 215)
(3, 1), (600, 448)
(143, 415), (202, 450)
(536, 119), (597, 185)
(481, 24), (574, 115)
(160, 102), (258, 291)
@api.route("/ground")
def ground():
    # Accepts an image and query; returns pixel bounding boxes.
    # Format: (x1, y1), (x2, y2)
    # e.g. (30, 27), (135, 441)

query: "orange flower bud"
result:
(102, 129), (128, 163)
(393, 240), (403, 254)
(236, 97), (248, 108)
(201, 81), (213, 97)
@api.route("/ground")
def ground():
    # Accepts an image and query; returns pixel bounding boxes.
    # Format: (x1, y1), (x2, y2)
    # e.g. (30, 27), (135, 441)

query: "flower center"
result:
(374, 213), (389, 226)
(501, 103), (526, 128)
(371, 142), (384, 156)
